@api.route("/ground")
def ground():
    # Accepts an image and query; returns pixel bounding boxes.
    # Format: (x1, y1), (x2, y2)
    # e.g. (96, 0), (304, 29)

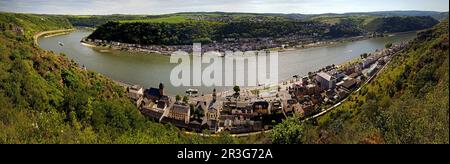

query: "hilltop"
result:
(65, 10), (448, 27)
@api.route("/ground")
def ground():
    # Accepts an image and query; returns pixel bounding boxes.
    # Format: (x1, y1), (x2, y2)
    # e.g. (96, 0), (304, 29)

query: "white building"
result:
(315, 72), (336, 90)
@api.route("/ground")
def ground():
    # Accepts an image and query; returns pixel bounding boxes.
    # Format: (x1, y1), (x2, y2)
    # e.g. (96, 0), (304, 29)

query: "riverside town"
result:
(123, 41), (407, 135)
(0, 0), (448, 146)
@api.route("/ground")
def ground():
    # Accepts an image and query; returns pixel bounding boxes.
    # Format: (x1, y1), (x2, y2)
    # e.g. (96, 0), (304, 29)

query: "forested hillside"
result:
(0, 13), (245, 144)
(87, 21), (331, 45)
(87, 16), (438, 46)
(364, 16), (440, 33)
(270, 21), (449, 144)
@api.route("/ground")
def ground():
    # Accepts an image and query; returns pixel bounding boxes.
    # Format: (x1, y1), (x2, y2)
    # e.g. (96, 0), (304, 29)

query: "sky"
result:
(0, 0), (448, 15)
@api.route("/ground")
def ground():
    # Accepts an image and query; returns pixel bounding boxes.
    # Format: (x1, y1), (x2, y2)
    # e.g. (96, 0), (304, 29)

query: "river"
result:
(38, 29), (417, 95)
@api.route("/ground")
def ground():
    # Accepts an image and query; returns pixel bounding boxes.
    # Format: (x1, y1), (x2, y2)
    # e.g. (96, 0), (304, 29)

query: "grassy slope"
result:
(271, 21), (449, 144)
(0, 13), (256, 144)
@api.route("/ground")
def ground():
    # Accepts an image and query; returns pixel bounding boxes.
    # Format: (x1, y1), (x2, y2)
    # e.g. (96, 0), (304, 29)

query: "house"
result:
(208, 100), (220, 121)
(167, 103), (190, 124)
(236, 101), (251, 110)
(253, 101), (270, 115)
(285, 99), (301, 116)
(220, 115), (234, 128)
(195, 101), (209, 113)
(327, 69), (345, 81)
(315, 72), (336, 90)
(128, 85), (144, 107)
(366, 63), (379, 77)
(302, 101), (316, 116)
(305, 84), (320, 95)
(341, 79), (358, 92)
(140, 98), (166, 122)
(349, 72), (361, 79)
(337, 89), (349, 99)
(271, 100), (283, 113)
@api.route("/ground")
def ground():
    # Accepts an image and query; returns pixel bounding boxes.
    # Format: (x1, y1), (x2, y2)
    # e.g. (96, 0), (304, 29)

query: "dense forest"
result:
(364, 16), (440, 33)
(0, 13), (266, 143)
(87, 16), (439, 46)
(88, 20), (334, 45)
(270, 21), (449, 144)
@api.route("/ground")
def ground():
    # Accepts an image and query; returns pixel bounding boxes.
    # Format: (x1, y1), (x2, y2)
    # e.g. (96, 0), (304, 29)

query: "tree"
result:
(175, 95), (181, 102)
(385, 43), (393, 49)
(233, 86), (240, 94)
(360, 53), (368, 59)
(182, 96), (189, 104)
(270, 116), (305, 144)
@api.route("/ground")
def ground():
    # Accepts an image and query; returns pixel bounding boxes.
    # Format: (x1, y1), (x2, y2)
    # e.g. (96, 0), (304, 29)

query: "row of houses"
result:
(287, 42), (408, 117)
(82, 34), (321, 55)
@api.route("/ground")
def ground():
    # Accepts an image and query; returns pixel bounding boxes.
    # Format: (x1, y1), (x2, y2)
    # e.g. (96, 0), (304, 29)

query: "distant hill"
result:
(363, 16), (440, 33)
(343, 10), (443, 17)
(64, 11), (448, 27)
(432, 12), (449, 21)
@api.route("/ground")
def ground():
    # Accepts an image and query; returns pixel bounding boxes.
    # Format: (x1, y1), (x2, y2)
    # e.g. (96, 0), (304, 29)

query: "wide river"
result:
(38, 29), (417, 95)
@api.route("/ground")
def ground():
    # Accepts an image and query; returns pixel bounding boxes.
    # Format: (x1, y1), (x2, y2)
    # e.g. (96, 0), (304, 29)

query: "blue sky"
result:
(0, 0), (448, 15)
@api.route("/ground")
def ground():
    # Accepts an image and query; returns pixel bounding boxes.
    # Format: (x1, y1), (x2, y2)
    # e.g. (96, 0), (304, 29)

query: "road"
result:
(33, 29), (75, 46)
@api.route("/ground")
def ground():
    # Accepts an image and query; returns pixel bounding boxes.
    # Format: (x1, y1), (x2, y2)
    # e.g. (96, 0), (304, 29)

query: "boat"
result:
(186, 89), (199, 96)
(58, 42), (64, 46)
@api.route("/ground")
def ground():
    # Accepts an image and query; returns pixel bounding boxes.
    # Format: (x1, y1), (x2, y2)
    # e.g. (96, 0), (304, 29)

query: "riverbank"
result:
(33, 29), (75, 46)
(80, 31), (409, 56)
(80, 31), (385, 56)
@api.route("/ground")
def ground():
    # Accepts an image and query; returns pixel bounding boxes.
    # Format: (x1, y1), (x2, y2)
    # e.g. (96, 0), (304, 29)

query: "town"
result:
(81, 32), (384, 56)
(124, 42), (408, 134)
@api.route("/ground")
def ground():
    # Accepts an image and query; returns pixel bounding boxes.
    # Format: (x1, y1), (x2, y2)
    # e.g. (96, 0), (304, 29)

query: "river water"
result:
(38, 29), (417, 95)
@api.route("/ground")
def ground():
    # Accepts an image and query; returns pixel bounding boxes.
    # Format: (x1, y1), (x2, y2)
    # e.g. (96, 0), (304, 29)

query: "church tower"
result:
(212, 88), (217, 101)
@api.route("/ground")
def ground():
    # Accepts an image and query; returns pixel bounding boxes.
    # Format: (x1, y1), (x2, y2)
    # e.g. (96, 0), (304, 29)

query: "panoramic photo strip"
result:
(0, 0), (448, 157)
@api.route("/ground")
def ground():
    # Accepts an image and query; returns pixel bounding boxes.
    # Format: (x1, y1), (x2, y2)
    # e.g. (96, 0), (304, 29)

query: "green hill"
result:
(87, 15), (438, 46)
(364, 16), (440, 33)
(0, 13), (247, 144)
(270, 21), (449, 144)
(312, 16), (439, 33)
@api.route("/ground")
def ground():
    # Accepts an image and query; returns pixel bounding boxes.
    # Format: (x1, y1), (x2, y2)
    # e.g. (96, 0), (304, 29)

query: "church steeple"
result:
(212, 88), (216, 101)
